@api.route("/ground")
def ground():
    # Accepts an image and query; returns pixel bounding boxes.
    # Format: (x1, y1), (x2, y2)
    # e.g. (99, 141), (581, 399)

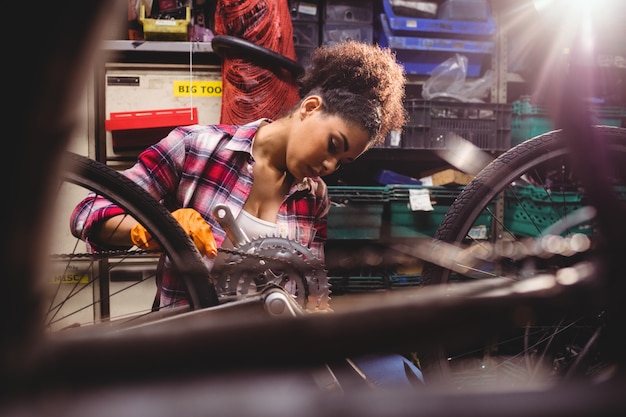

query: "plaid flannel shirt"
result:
(70, 119), (330, 307)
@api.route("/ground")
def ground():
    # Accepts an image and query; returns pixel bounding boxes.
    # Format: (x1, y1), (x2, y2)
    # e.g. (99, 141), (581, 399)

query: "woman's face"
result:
(287, 97), (371, 181)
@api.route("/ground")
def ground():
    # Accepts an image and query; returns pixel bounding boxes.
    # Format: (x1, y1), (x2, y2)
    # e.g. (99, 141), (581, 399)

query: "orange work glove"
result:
(130, 208), (218, 258)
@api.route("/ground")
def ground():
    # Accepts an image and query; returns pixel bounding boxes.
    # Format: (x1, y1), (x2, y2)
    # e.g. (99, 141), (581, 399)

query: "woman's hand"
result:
(130, 208), (218, 258)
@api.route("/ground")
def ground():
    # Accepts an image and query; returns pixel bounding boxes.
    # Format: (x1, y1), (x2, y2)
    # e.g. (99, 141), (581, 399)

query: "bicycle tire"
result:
(54, 152), (217, 321)
(211, 35), (305, 78)
(419, 125), (626, 389)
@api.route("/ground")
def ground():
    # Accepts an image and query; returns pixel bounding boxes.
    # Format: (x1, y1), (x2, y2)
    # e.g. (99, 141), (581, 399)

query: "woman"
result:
(71, 40), (406, 309)
(71, 40), (421, 387)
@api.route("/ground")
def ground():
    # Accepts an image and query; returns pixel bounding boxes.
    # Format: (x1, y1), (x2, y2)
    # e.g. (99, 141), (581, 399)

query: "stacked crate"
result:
(327, 186), (388, 240)
(383, 99), (512, 150)
(289, 1), (322, 69)
(378, 0), (496, 76)
(511, 99), (625, 146)
(322, 0), (374, 46)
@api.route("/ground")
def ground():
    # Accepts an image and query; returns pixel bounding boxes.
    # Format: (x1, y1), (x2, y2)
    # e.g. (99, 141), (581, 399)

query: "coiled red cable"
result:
(214, 0), (301, 125)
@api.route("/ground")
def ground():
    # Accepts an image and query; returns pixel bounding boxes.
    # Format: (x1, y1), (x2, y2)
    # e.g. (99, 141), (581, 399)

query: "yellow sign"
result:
(173, 80), (223, 97)
(51, 273), (90, 284)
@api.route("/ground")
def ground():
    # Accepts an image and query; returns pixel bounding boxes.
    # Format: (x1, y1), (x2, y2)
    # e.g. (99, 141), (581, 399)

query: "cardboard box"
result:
(421, 168), (473, 186)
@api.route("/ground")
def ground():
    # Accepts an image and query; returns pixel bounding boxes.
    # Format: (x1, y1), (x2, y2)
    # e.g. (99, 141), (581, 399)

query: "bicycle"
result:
(412, 0), (626, 390)
(412, 125), (626, 390)
(2, 0), (626, 415)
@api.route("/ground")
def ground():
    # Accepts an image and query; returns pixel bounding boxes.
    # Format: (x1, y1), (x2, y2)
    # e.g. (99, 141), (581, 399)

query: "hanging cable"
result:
(189, 40), (194, 121)
(214, 0), (301, 125)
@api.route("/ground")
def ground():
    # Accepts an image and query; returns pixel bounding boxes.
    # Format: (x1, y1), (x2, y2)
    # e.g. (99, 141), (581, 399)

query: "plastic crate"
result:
(388, 186), (454, 238)
(289, 0), (320, 21)
(329, 275), (388, 294)
(395, 99), (512, 151)
(322, 22), (373, 45)
(511, 101), (625, 146)
(388, 185), (492, 239)
(324, 0), (374, 23)
(327, 186), (387, 239)
(503, 185), (589, 237)
(376, 169), (423, 186)
(105, 107), (198, 151)
(330, 273), (422, 294)
(389, 273), (422, 288)
(437, 0), (492, 21)
(292, 21), (319, 47)
(378, 14), (493, 76)
(139, 5), (190, 41)
(382, 0), (495, 37)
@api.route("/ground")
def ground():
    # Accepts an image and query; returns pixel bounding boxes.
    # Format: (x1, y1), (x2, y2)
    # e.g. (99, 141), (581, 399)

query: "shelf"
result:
(103, 40), (214, 53)
(100, 40), (220, 65)
(325, 148), (451, 186)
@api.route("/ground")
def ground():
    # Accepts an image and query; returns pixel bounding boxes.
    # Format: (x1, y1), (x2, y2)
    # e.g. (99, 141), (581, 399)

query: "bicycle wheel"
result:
(419, 125), (626, 390)
(45, 152), (216, 331)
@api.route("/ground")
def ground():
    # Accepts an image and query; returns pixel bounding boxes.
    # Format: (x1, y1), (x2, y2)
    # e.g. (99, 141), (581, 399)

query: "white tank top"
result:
(220, 209), (278, 249)
(211, 209), (278, 272)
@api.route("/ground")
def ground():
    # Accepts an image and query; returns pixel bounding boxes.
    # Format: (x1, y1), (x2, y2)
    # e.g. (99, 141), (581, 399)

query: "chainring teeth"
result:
(212, 235), (330, 311)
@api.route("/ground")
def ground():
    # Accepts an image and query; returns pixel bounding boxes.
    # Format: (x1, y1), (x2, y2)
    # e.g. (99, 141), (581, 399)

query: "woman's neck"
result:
(253, 118), (289, 174)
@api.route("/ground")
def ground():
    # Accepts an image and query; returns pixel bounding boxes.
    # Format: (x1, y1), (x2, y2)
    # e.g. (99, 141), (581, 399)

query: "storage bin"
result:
(140, 5), (191, 41)
(289, 0), (320, 21)
(324, 0), (374, 23)
(376, 169), (423, 186)
(292, 21), (320, 47)
(511, 101), (625, 146)
(322, 22), (373, 45)
(437, 0), (492, 21)
(327, 186), (387, 239)
(105, 107), (198, 151)
(388, 185), (492, 239)
(382, 0), (495, 37)
(378, 13), (493, 76)
(329, 275), (388, 294)
(503, 185), (588, 237)
(389, 273), (422, 288)
(386, 0), (438, 19)
(394, 99), (512, 151)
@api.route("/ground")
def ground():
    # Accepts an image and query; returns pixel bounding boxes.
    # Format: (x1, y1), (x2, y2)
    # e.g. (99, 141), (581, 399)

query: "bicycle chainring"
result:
(211, 236), (330, 311)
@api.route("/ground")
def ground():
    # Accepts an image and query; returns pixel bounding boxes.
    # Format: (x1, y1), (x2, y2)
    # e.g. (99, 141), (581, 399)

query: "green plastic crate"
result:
(503, 185), (589, 237)
(388, 185), (493, 238)
(511, 101), (625, 146)
(329, 275), (388, 294)
(388, 186), (457, 238)
(328, 186), (388, 239)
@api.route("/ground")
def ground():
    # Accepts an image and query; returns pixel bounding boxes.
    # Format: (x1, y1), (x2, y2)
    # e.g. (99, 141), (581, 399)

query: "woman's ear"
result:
(300, 95), (323, 118)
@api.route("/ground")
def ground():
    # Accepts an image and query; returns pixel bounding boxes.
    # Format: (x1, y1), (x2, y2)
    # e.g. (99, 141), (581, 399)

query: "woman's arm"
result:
(93, 214), (138, 248)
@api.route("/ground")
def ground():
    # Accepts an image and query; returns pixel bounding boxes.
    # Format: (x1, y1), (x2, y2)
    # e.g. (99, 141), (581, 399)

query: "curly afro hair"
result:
(298, 41), (406, 146)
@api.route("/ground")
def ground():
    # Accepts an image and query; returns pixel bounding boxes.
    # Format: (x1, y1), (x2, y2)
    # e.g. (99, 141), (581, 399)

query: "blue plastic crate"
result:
(378, 14), (493, 76)
(382, 0), (495, 37)
(437, 0), (492, 21)
(376, 169), (423, 186)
